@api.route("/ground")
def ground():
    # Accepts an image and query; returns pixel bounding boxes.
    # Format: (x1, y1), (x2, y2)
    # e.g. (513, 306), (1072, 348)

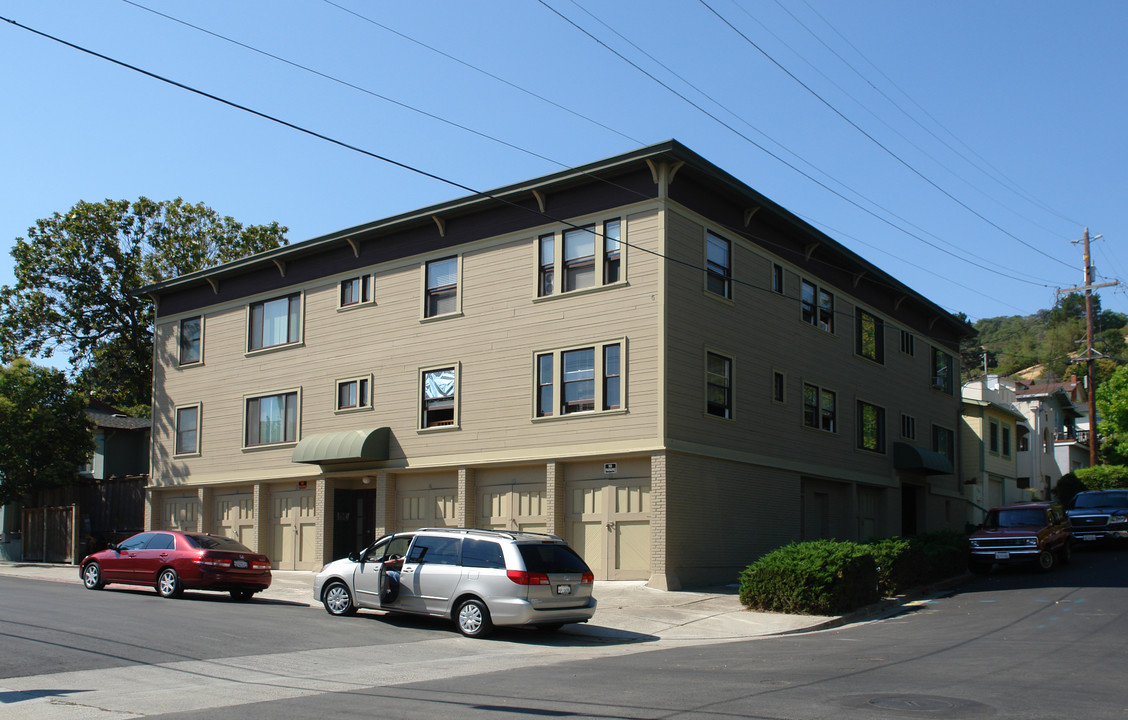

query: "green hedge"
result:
(739, 533), (968, 614)
(738, 540), (879, 615)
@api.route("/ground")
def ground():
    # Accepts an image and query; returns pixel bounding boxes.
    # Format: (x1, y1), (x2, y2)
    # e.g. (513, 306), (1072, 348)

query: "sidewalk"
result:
(0, 560), (856, 641)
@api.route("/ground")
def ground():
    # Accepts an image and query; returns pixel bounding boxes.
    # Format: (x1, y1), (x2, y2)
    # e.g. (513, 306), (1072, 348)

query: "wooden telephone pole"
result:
(1060, 228), (1117, 466)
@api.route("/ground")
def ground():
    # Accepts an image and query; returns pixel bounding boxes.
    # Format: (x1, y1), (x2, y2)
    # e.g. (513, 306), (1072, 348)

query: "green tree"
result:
(0, 358), (94, 505)
(1097, 364), (1128, 464)
(0, 198), (287, 413)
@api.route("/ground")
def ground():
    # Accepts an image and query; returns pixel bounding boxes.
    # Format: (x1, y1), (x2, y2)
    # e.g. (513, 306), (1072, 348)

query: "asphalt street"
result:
(2, 547), (1126, 719)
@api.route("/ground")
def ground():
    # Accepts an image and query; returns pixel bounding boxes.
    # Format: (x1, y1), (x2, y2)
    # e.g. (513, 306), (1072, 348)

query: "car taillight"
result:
(580, 571), (594, 584)
(195, 557), (232, 568)
(252, 561), (271, 570)
(507, 570), (551, 585)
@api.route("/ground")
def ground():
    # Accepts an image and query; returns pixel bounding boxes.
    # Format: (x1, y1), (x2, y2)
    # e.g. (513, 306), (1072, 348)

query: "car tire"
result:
(322, 581), (358, 616)
(230, 589), (254, 602)
(455, 598), (493, 638)
(157, 568), (183, 598)
(1059, 541), (1073, 565)
(82, 562), (105, 590)
(1036, 549), (1056, 572)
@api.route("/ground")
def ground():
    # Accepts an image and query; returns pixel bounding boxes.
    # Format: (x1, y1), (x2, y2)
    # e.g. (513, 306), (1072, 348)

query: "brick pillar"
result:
(649, 453), (678, 590)
(199, 486), (214, 534)
(144, 487), (155, 532)
(253, 482), (267, 558)
(195, 488), (207, 533)
(457, 467), (476, 528)
(316, 475), (331, 565)
(375, 470), (396, 535)
(544, 462), (563, 536)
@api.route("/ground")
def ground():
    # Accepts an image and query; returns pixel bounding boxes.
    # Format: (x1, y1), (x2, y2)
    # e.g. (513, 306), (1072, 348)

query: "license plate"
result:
(233, 560), (248, 568)
(556, 584), (572, 595)
(1082, 534), (1097, 541)
(994, 552), (1010, 560)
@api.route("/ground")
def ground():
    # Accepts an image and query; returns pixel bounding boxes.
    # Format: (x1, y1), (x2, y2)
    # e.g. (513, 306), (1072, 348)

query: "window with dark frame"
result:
(801, 280), (834, 332)
(772, 264), (784, 294)
(603, 344), (621, 410)
(932, 348), (954, 394)
(773, 371), (785, 403)
(422, 367), (456, 428)
(536, 353), (553, 417)
(425, 258), (458, 317)
(562, 347), (596, 414)
(706, 232), (731, 298)
(603, 219), (621, 285)
(989, 419), (1000, 453)
(337, 378), (370, 411)
(901, 413), (916, 440)
(175, 405), (199, 455)
(538, 234), (554, 297)
(1003, 426), (1011, 457)
(180, 317), (201, 365)
(248, 294), (300, 351)
(932, 424), (954, 461)
(900, 330), (915, 356)
(245, 391), (298, 447)
(706, 352), (733, 419)
(803, 383), (836, 432)
(340, 275), (371, 307)
(855, 309), (885, 363)
(857, 401), (886, 453)
(535, 342), (622, 418)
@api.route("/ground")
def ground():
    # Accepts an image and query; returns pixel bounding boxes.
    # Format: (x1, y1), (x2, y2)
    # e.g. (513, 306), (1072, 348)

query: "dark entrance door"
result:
(333, 489), (377, 559)
(901, 485), (919, 536)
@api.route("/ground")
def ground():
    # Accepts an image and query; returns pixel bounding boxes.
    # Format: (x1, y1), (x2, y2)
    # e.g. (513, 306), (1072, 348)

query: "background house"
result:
(961, 376), (1028, 523)
(140, 141), (970, 588)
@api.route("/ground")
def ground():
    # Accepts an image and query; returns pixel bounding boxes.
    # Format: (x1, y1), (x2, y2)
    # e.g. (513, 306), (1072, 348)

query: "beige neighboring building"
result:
(961, 376), (1028, 522)
(141, 141), (969, 589)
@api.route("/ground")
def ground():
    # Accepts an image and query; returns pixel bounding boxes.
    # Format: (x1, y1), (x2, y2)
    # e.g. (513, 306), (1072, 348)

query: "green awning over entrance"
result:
(893, 441), (953, 475)
(291, 428), (390, 465)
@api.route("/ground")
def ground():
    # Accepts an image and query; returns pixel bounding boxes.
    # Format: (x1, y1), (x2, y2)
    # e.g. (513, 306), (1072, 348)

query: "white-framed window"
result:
(855, 308), (884, 364)
(424, 257), (459, 318)
(706, 351), (733, 419)
(421, 365), (458, 429)
(536, 218), (624, 298)
(857, 400), (886, 453)
(175, 404), (201, 456)
(706, 231), (731, 299)
(244, 390), (299, 448)
(533, 340), (625, 418)
(248, 293), (301, 352)
(179, 316), (202, 366)
(336, 375), (372, 412)
(339, 274), (372, 308)
(803, 383), (836, 432)
(801, 280), (834, 332)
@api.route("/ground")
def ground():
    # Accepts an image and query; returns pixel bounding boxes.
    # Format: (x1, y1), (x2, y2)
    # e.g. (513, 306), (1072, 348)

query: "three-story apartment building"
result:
(141, 141), (969, 588)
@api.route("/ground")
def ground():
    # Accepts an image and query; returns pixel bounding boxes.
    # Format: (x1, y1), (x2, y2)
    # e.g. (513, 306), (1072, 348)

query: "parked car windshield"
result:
(518, 543), (589, 573)
(985, 508), (1046, 528)
(185, 534), (252, 552)
(1072, 491), (1128, 509)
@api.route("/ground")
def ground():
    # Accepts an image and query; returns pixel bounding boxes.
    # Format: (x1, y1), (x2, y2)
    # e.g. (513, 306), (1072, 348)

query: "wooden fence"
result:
(21, 505), (78, 564)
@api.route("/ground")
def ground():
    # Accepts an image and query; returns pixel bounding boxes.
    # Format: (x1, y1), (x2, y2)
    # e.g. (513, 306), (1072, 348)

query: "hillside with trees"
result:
(963, 293), (1127, 384)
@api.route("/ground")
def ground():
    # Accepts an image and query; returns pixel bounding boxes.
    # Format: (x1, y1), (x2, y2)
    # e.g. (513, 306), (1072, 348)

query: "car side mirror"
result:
(348, 551), (360, 563)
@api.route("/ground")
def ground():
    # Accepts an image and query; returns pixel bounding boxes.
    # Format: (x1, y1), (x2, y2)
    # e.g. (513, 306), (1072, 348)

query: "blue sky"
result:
(3, 1), (1126, 350)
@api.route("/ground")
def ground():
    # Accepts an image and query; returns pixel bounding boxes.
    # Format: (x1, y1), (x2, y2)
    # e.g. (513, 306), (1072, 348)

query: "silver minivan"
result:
(313, 528), (596, 637)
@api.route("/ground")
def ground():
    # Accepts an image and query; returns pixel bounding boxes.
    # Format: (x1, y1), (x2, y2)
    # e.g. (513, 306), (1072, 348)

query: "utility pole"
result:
(1061, 228), (1117, 466)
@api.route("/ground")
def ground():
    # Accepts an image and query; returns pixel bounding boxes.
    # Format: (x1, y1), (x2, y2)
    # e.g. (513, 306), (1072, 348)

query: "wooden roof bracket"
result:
(804, 242), (820, 261)
(894, 295), (907, 311)
(744, 206), (761, 227)
(205, 278), (219, 294)
(852, 270), (866, 288)
(645, 159), (685, 196)
(532, 189), (547, 213)
(272, 258), (286, 278)
(346, 237), (360, 258)
(432, 215), (446, 238)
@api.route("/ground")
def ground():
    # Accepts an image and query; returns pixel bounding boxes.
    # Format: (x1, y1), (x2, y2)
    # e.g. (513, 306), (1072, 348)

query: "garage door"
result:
(398, 490), (457, 531)
(271, 488), (317, 570)
(216, 492), (255, 550)
(162, 495), (199, 532)
(567, 480), (650, 580)
(479, 485), (547, 534)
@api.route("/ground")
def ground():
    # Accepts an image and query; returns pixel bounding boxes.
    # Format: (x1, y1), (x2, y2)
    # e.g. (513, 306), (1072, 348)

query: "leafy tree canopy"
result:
(1097, 364), (1128, 465)
(0, 358), (94, 505)
(0, 198), (287, 413)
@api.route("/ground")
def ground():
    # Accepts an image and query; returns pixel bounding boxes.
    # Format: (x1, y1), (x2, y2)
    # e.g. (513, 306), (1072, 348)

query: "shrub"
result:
(863, 537), (923, 596)
(914, 531), (969, 581)
(1074, 465), (1128, 491)
(739, 540), (879, 615)
(1055, 472), (1086, 507)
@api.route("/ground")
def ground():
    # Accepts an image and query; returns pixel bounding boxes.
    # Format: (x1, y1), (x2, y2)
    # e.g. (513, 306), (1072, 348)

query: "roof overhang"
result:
(894, 442), (953, 476)
(291, 428), (390, 465)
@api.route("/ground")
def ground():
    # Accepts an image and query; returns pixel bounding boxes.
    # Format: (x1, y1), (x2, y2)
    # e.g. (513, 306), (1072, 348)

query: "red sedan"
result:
(79, 530), (272, 601)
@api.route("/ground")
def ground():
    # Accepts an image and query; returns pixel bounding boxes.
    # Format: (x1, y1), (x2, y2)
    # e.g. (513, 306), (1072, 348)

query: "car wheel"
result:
(82, 562), (105, 590)
(455, 598), (493, 638)
(1059, 541), (1073, 565)
(157, 568), (183, 598)
(322, 581), (358, 616)
(1036, 549), (1056, 572)
(230, 589), (254, 602)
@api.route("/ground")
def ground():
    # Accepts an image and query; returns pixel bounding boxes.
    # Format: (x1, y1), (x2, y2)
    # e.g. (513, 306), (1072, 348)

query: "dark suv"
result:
(1066, 490), (1128, 545)
(968, 502), (1072, 573)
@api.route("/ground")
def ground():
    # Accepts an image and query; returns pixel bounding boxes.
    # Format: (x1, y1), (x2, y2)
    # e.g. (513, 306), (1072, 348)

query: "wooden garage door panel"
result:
(571, 521), (604, 575)
(615, 520), (649, 575)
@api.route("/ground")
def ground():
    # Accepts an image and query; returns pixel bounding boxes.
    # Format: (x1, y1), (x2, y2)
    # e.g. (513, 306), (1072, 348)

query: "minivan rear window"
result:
(518, 543), (589, 573)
